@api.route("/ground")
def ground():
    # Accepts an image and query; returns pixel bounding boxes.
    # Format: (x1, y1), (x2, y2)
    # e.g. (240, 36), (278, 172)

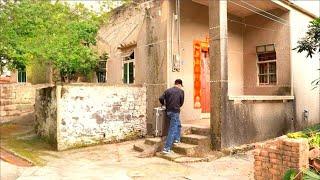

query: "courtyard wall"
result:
(0, 84), (49, 123)
(35, 84), (147, 151)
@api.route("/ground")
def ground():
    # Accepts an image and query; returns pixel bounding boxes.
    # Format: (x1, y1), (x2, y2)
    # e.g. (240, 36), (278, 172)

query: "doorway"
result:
(193, 39), (210, 116)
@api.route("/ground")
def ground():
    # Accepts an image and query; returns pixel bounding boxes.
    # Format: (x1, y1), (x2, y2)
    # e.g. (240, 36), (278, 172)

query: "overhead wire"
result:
(240, 0), (288, 23)
(229, 0), (289, 26)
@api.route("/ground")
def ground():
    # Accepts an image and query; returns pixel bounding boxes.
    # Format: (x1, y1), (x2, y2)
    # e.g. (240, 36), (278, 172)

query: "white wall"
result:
(289, 6), (320, 128)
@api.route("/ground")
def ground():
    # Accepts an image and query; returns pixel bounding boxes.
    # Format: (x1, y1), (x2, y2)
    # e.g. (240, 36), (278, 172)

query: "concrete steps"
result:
(181, 134), (210, 145)
(133, 125), (215, 162)
(190, 126), (211, 136)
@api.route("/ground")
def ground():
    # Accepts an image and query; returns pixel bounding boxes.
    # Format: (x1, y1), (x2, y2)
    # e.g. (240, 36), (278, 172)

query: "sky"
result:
(290, 0), (320, 17)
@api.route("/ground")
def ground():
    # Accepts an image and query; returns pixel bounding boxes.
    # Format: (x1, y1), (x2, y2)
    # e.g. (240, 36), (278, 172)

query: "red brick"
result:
(270, 158), (281, 164)
(269, 153), (281, 159)
(292, 147), (300, 152)
(282, 145), (292, 151)
(291, 157), (299, 163)
(255, 161), (262, 166)
(255, 156), (269, 162)
(260, 150), (269, 157)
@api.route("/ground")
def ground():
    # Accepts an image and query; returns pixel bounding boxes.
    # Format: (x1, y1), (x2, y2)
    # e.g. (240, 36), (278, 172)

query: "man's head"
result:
(174, 79), (183, 88)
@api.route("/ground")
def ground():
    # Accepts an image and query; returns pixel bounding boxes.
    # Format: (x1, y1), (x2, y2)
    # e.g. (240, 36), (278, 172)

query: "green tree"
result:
(294, 18), (320, 88)
(0, 0), (108, 82)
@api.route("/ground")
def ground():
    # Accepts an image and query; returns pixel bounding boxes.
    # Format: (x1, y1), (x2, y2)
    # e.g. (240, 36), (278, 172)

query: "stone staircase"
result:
(133, 125), (224, 163)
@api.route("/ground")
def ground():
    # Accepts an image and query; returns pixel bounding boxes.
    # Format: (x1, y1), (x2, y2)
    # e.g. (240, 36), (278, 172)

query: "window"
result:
(256, 44), (277, 85)
(97, 60), (107, 83)
(96, 53), (108, 83)
(123, 50), (135, 84)
(18, 69), (27, 83)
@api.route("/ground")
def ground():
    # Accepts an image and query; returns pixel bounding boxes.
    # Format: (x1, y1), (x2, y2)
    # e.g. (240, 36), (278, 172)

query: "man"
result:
(159, 79), (184, 154)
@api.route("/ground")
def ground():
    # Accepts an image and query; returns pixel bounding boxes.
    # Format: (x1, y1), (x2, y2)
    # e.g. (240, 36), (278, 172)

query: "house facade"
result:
(97, 0), (319, 148)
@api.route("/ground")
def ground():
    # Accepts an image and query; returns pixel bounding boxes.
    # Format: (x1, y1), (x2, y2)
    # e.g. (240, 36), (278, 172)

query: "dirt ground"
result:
(0, 118), (254, 180)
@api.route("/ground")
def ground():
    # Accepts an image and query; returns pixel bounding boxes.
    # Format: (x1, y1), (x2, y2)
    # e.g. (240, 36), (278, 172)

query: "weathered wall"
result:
(34, 86), (57, 147)
(97, 1), (148, 85)
(177, 0), (209, 121)
(253, 136), (309, 179)
(243, 8), (291, 95)
(222, 100), (295, 148)
(0, 84), (49, 123)
(35, 84), (147, 151)
(97, 1), (168, 135)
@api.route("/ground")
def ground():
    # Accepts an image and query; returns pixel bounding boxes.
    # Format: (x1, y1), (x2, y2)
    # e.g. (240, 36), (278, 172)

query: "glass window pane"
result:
(269, 62), (276, 73)
(18, 71), (26, 83)
(256, 46), (265, 53)
(259, 63), (268, 74)
(259, 75), (268, 84)
(258, 52), (276, 61)
(269, 74), (277, 84)
(123, 63), (128, 84)
(129, 62), (134, 84)
(266, 44), (275, 52)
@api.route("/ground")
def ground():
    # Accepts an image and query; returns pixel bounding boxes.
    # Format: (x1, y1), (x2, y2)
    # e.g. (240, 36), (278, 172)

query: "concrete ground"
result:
(1, 139), (254, 180)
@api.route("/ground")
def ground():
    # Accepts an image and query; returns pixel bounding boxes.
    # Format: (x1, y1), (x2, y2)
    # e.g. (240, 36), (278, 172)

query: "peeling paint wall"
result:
(35, 84), (147, 151)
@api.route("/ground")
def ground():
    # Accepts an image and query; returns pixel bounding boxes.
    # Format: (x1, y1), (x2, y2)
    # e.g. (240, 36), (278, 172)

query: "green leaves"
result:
(283, 169), (297, 180)
(0, 0), (107, 81)
(294, 18), (320, 58)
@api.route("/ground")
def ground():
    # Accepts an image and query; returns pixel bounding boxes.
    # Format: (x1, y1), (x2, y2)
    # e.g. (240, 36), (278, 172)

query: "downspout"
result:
(177, 0), (181, 57)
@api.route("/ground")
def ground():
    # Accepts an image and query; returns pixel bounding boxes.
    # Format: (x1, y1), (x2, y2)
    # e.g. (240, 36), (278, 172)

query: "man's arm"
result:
(159, 91), (166, 106)
(180, 90), (184, 107)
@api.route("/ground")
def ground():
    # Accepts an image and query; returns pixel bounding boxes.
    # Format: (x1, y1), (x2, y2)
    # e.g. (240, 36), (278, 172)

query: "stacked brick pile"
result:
(253, 136), (309, 180)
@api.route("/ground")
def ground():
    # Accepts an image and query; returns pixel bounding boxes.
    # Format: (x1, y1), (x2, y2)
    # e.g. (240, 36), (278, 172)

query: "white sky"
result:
(55, 0), (320, 17)
(290, 0), (320, 17)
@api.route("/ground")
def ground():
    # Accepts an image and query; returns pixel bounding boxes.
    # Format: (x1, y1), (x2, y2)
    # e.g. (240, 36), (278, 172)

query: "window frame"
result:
(256, 44), (277, 86)
(122, 50), (135, 84)
(17, 69), (27, 83)
(97, 60), (107, 83)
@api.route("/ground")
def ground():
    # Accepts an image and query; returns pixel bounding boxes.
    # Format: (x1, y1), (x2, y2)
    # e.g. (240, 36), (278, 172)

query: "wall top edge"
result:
(229, 95), (295, 101)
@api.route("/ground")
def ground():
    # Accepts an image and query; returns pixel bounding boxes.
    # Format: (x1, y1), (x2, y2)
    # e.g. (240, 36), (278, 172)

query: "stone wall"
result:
(34, 86), (57, 147)
(35, 84), (147, 151)
(0, 84), (49, 123)
(253, 136), (309, 179)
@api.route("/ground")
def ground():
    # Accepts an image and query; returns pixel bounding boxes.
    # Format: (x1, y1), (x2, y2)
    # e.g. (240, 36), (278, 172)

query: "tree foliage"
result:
(0, 0), (108, 81)
(294, 18), (320, 58)
(294, 18), (320, 88)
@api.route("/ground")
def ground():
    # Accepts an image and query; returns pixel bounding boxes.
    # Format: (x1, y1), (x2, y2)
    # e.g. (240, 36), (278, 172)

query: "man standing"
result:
(159, 79), (184, 153)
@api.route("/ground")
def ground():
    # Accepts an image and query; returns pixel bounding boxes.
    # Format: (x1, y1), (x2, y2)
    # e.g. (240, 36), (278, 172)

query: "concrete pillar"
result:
(209, 0), (228, 150)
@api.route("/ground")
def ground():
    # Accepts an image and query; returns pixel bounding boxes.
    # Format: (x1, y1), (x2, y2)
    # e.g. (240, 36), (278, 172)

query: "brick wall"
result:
(253, 136), (309, 179)
(0, 84), (49, 123)
(35, 84), (147, 151)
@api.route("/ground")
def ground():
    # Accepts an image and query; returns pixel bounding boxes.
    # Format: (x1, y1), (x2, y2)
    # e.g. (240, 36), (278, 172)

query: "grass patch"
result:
(287, 124), (320, 148)
(0, 122), (55, 166)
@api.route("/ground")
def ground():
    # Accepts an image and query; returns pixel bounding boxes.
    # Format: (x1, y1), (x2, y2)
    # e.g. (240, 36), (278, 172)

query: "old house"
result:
(96, 0), (319, 149)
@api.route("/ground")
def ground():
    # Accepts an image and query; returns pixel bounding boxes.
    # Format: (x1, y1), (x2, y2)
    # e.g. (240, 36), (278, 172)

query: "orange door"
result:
(193, 40), (210, 113)
(200, 51), (210, 113)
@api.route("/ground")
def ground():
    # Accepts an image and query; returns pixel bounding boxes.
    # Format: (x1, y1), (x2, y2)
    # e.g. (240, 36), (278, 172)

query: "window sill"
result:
(228, 95), (294, 101)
